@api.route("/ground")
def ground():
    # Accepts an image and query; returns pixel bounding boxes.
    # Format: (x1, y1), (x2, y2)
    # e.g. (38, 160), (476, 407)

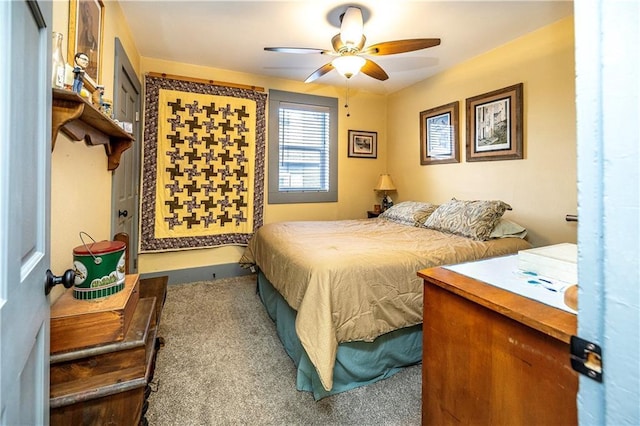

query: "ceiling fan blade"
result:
(361, 59), (389, 81)
(304, 62), (335, 83)
(264, 47), (332, 55)
(362, 39), (441, 55)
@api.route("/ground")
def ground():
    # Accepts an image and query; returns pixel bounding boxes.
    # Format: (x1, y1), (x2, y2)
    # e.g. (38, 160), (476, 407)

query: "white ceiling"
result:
(119, 0), (573, 95)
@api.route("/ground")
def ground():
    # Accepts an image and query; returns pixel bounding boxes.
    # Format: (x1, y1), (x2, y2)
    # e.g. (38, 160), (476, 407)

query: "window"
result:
(268, 90), (338, 204)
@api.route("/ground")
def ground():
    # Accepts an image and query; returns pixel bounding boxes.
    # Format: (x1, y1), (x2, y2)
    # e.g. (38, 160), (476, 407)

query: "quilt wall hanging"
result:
(140, 74), (267, 252)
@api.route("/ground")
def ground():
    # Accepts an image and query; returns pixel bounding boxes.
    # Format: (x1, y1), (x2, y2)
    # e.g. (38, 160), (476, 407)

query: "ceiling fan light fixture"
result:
(332, 55), (366, 79)
(339, 7), (364, 47)
(264, 5), (441, 84)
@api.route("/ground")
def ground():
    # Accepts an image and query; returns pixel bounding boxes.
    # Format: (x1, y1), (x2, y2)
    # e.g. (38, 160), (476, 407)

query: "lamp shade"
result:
(332, 55), (366, 79)
(374, 174), (396, 191)
(340, 7), (364, 47)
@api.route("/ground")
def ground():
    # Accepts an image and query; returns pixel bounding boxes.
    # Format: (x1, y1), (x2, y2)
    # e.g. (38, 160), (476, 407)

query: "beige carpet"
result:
(145, 275), (421, 425)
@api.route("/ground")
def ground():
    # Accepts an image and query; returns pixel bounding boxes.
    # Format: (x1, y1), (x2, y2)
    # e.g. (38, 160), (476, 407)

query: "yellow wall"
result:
(50, 1), (141, 296)
(136, 58), (388, 273)
(387, 17), (577, 247)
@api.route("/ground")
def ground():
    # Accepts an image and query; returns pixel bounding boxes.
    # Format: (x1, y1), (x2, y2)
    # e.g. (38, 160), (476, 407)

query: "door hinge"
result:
(133, 257), (138, 270)
(570, 335), (603, 382)
(135, 111), (140, 122)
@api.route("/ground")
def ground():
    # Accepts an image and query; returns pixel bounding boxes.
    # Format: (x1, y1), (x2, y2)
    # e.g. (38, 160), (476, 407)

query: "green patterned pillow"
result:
(379, 201), (438, 227)
(424, 198), (511, 240)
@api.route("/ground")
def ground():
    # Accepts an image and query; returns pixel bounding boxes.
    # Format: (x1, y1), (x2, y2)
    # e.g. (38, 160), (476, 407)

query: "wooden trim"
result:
(147, 72), (265, 92)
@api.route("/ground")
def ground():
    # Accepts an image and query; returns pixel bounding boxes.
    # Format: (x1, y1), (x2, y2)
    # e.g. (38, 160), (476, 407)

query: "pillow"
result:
(413, 205), (439, 226)
(424, 198), (511, 240)
(379, 201), (438, 227)
(489, 219), (528, 239)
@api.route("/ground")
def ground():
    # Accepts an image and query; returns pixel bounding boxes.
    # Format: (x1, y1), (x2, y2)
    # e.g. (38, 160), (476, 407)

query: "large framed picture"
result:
(348, 130), (377, 159)
(68, 0), (104, 91)
(419, 101), (459, 165)
(466, 83), (523, 162)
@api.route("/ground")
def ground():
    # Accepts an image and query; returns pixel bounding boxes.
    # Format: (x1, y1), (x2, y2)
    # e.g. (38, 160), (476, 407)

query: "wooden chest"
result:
(50, 274), (140, 354)
(49, 274), (168, 426)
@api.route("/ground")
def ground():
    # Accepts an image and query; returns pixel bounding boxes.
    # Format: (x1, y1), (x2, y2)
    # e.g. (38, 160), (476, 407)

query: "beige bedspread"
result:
(240, 219), (530, 391)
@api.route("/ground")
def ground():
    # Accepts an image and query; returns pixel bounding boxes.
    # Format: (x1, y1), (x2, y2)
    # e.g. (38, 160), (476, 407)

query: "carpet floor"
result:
(145, 275), (422, 425)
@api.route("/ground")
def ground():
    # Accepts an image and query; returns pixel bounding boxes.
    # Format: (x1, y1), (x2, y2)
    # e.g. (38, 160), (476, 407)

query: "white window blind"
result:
(268, 89), (338, 204)
(278, 102), (330, 192)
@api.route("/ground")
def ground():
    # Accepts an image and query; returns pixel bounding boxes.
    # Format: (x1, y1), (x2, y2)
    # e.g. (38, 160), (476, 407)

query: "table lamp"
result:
(374, 174), (396, 211)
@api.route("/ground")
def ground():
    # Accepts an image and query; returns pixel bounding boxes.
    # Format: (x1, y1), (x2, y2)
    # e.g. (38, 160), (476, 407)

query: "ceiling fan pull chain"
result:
(345, 79), (351, 117)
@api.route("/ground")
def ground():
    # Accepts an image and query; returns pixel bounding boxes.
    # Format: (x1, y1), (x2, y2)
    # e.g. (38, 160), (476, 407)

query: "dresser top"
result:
(418, 260), (577, 343)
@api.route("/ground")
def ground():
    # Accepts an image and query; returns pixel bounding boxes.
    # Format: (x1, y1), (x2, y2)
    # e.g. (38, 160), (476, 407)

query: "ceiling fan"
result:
(264, 6), (441, 83)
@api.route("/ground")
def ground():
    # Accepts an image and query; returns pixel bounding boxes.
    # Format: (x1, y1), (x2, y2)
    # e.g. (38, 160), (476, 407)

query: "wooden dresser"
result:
(418, 265), (578, 426)
(50, 275), (167, 425)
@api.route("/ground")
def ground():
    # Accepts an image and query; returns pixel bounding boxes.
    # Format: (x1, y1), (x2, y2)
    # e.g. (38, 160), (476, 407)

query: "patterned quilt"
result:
(141, 76), (267, 252)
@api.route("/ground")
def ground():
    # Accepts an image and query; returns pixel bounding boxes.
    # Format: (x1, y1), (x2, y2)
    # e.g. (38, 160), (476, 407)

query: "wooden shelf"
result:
(52, 88), (134, 171)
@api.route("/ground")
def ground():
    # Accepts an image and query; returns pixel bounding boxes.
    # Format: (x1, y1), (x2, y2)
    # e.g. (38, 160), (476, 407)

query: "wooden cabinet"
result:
(418, 266), (578, 426)
(50, 275), (168, 425)
(52, 88), (134, 170)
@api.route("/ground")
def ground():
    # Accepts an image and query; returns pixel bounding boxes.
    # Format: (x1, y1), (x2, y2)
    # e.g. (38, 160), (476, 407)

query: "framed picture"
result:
(348, 130), (377, 159)
(466, 83), (523, 162)
(68, 0), (104, 91)
(419, 101), (459, 165)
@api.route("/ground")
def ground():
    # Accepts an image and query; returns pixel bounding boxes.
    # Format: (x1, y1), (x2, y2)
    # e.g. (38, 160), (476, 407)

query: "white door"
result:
(0, 1), (52, 424)
(574, 0), (640, 424)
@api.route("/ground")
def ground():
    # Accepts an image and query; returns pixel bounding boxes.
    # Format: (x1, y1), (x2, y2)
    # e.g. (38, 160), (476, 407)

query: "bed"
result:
(239, 199), (531, 399)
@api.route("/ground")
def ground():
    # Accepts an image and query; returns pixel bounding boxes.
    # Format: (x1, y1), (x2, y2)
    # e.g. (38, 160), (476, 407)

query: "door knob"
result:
(44, 269), (75, 295)
(118, 209), (128, 218)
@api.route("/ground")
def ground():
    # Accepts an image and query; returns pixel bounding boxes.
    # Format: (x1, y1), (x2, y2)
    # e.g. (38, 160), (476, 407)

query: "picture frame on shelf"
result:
(68, 0), (104, 92)
(419, 101), (460, 165)
(348, 130), (377, 159)
(466, 83), (523, 162)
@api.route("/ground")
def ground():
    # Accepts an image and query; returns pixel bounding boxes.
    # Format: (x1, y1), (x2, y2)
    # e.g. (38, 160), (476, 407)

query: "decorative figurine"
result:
(72, 52), (90, 94)
(74, 52), (90, 70)
(72, 67), (84, 93)
(101, 99), (113, 118)
(92, 85), (105, 108)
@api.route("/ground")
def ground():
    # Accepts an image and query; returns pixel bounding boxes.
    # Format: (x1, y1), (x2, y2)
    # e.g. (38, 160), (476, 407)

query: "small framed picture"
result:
(419, 101), (460, 165)
(348, 130), (377, 159)
(466, 83), (523, 162)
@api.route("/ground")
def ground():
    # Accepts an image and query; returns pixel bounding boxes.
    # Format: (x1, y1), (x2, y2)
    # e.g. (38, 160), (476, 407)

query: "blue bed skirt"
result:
(257, 270), (422, 400)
